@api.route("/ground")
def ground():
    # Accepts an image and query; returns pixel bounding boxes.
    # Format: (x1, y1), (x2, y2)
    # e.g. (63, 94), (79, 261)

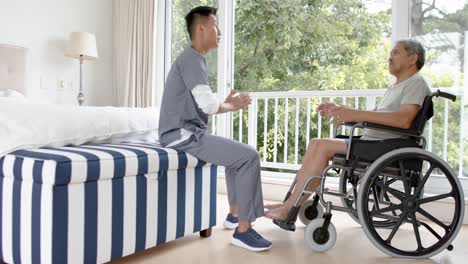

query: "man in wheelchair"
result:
(265, 39), (431, 221)
(264, 38), (464, 258)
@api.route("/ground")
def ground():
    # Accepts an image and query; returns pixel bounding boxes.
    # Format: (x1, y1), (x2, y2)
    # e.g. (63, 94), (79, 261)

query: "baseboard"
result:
(217, 174), (468, 225)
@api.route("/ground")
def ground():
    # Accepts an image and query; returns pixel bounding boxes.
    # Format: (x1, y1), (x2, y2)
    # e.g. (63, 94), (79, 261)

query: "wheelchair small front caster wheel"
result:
(304, 218), (337, 252)
(299, 200), (324, 225)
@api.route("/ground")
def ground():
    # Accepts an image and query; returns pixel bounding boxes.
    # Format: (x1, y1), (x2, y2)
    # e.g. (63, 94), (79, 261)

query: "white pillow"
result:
(0, 101), (159, 156)
(0, 89), (27, 101)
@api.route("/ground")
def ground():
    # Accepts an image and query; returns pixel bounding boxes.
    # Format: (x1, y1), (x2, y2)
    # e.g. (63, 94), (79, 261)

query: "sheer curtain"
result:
(113, 0), (154, 107)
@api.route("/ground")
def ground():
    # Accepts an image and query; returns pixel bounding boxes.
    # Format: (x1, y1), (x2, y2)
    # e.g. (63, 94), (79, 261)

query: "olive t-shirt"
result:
(361, 72), (431, 140)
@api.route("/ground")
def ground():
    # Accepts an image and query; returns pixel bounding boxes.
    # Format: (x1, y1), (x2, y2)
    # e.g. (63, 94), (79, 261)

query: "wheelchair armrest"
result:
(360, 122), (420, 137)
(336, 122), (420, 138)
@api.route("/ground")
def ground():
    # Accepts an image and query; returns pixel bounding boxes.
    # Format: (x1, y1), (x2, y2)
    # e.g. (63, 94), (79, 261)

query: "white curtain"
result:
(113, 0), (154, 107)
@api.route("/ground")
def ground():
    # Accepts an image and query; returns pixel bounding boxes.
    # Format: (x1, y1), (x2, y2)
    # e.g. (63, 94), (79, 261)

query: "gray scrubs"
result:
(159, 47), (264, 222)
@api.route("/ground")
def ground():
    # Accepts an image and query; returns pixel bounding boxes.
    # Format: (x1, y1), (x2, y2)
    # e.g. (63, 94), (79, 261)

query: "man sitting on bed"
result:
(158, 6), (271, 251)
(264, 39), (431, 221)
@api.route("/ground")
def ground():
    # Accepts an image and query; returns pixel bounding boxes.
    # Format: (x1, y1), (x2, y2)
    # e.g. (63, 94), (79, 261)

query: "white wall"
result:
(0, 0), (113, 106)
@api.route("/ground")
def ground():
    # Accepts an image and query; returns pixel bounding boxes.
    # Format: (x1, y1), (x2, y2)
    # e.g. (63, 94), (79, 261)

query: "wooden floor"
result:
(112, 194), (468, 264)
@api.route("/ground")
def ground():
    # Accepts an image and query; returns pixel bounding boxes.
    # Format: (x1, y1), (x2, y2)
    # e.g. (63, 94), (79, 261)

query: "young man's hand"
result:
(223, 90), (252, 112)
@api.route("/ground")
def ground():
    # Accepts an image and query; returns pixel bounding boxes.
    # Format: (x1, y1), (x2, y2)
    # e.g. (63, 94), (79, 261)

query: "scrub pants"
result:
(173, 134), (264, 222)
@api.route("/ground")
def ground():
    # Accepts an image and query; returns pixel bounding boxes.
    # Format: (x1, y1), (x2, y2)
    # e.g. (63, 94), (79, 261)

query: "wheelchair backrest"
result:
(410, 95), (434, 134)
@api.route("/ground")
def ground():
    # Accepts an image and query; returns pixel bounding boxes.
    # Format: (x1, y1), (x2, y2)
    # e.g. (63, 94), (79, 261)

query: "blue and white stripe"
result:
(3, 143), (200, 185)
(0, 143), (217, 264)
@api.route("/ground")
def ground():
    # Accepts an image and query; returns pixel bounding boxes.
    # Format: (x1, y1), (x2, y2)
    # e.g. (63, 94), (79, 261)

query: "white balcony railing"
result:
(216, 88), (466, 178)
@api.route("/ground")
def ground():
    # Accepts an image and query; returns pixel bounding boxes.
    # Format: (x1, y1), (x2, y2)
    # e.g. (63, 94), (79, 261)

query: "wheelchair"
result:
(273, 90), (465, 258)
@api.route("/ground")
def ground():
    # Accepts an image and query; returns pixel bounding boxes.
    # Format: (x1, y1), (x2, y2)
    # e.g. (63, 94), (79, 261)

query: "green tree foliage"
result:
(233, 0), (391, 171)
(234, 0), (391, 92)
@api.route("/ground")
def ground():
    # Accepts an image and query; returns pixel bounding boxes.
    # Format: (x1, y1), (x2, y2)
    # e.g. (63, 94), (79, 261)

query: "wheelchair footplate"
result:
(273, 219), (296, 231)
(272, 206), (300, 232)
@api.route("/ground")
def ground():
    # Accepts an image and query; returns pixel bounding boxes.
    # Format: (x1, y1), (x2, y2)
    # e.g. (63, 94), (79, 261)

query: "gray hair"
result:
(397, 39), (426, 70)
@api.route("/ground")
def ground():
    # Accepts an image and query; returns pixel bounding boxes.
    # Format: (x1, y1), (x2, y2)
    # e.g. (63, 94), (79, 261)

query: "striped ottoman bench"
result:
(0, 142), (217, 264)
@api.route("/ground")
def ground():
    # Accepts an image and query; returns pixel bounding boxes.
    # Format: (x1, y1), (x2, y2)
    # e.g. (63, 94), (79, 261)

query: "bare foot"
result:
(265, 206), (291, 221)
(264, 203), (284, 210)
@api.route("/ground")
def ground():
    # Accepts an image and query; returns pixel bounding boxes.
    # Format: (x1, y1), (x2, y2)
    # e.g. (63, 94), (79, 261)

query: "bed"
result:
(0, 44), (217, 264)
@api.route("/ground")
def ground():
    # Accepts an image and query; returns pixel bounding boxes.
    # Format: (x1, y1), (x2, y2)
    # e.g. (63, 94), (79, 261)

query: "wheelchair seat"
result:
(343, 137), (421, 163)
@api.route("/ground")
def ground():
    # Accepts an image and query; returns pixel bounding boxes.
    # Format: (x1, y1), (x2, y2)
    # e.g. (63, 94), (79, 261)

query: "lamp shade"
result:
(65, 32), (98, 60)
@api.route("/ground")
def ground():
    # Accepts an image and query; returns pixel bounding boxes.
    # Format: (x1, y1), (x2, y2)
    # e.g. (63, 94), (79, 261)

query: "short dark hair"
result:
(398, 39), (426, 70)
(185, 6), (217, 40)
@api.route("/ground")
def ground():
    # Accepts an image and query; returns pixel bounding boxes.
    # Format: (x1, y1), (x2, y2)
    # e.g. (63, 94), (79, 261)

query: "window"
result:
(234, 0), (392, 93)
(410, 0), (467, 177)
(168, 0), (220, 133)
(170, 0), (219, 91)
(233, 0), (393, 167)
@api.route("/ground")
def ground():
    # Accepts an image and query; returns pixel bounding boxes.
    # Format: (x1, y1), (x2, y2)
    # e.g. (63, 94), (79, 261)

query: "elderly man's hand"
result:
(327, 105), (357, 124)
(317, 102), (339, 118)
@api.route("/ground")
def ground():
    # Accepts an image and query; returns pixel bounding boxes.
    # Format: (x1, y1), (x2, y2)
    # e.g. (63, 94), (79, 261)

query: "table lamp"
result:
(65, 32), (98, 106)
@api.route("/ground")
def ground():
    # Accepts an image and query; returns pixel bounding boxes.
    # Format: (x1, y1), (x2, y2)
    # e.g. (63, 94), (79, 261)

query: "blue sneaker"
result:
(223, 213), (238, 230)
(231, 228), (272, 251)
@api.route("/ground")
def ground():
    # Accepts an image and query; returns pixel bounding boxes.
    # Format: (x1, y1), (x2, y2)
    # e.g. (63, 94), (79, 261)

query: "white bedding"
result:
(0, 99), (159, 157)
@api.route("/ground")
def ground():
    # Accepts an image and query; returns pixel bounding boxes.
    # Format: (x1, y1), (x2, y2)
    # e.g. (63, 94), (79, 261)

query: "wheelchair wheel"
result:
(357, 148), (464, 258)
(340, 170), (397, 228)
(304, 218), (337, 252)
(299, 200), (324, 225)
